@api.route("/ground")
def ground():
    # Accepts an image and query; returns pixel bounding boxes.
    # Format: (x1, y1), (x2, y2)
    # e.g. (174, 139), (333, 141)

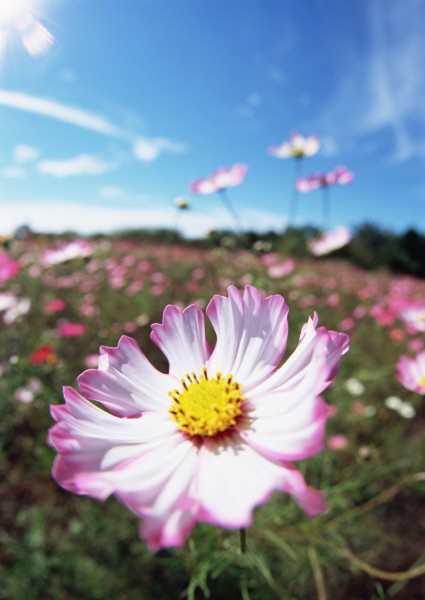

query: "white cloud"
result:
(0, 90), (125, 137)
(13, 144), (39, 163)
(0, 202), (286, 238)
(0, 91), (188, 164)
(38, 154), (116, 177)
(0, 166), (26, 178)
(319, 0), (425, 162)
(133, 137), (188, 162)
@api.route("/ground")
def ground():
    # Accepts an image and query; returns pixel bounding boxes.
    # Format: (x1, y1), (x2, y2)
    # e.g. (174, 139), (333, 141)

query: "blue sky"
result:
(0, 0), (424, 237)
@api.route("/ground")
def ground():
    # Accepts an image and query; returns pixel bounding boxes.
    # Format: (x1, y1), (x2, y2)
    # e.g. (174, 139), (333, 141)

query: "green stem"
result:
(219, 189), (243, 233)
(239, 528), (247, 554)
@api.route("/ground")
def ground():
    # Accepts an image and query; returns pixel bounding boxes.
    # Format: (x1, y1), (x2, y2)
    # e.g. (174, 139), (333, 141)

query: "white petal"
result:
(151, 304), (211, 376)
(78, 336), (174, 415)
(192, 433), (322, 528)
(206, 286), (288, 388)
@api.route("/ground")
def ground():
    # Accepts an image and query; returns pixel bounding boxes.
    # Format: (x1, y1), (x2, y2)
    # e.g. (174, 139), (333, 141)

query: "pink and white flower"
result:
(268, 132), (320, 159)
(399, 305), (425, 333)
(42, 240), (93, 266)
(308, 226), (352, 256)
(396, 351), (425, 395)
(49, 285), (349, 550)
(190, 163), (248, 195)
(296, 166), (354, 193)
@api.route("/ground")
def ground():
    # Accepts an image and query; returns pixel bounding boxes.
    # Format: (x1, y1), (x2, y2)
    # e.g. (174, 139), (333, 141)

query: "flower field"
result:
(1, 235), (425, 600)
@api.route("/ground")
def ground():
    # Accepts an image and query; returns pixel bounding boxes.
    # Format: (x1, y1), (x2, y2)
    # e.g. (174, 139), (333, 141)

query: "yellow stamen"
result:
(168, 368), (245, 437)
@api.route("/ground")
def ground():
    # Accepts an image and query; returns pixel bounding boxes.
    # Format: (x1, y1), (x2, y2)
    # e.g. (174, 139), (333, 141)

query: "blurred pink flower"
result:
(296, 166), (354, 193)
(49, 285), (349, 550)
(57, 322), (86, 337)
(327, 434), (349, 451)
(399, 305), (425, 333)
(396, 351), (425, 395)
(268, 131), (320, 159)
(42, 240), (92, 266)
(267, 258), (296, 279)
(190, 163), (248, 195)
(45, 299), (66, 313)
(0, 253), (20, 282)
(308, 226), (352, 256)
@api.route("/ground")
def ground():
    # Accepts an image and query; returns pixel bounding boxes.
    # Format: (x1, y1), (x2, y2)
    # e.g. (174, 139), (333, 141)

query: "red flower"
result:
(30, 344), (57, 364)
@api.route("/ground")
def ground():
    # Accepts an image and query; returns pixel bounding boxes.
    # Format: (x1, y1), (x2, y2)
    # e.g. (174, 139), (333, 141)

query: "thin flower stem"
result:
(239, 528), (247, 554)
(218, 189), (243, 233)
(322, 185), (331, 230)
(288, 158), (303, 226)
(308, 546), (327, 600)
(333, 545), (425, 582)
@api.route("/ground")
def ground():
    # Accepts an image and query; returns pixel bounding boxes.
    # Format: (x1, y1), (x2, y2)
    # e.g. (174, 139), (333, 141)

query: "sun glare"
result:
(0, 0), (54, 58)
(0, 0), (28, 26)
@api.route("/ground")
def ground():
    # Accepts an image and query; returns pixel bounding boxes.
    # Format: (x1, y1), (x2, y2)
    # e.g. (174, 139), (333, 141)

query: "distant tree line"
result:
(14, 222), (425, 278)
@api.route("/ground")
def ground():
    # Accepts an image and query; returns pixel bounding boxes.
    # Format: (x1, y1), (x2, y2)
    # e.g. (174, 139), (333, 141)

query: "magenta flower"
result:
(0, 253), (20, 282)
(268, 132), (320, 159)
(397, 352), (425, 395)
(308, 226), (352, 256)
(56, 322), (86, 337)
(49, 286), (349, 550)
(190, 163), (248, 195)
(296, 166), (354, 193)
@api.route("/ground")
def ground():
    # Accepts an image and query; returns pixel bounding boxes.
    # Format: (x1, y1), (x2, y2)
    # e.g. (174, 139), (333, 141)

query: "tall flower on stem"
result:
(268, 132), (320, 225)
(296, 166), (354, 230)
(190, 164), (247, 232)
(173, 197), (190, 232)
(49, 285), (349, 550)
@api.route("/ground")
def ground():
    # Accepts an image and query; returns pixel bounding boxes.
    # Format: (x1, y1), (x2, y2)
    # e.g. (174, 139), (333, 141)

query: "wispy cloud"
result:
(0, 166), (26, 179)
(13, 144), (39, 163)
(0, 90), (124, 136)
(319, 0), (425, 162)
(38, 154), (116, 177)
(133, 137), (188, 162)
(0, 90), (188, 163)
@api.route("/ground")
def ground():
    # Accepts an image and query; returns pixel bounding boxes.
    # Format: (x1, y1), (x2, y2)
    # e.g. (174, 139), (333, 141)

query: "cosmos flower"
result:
(396, 351), (425, 395)
(308, 226), (352, 256)
(399, 305), (425, 333)
(268, 131), (320, 159)
(56, 322), (86, 337)
(0, 253), (20, 282)
(0, 291), (30, 324)
(42, 240), (93, 266)
(296, 166), (354, 193)
(49, 285), (349, 550)
(190, 164), (248, 195)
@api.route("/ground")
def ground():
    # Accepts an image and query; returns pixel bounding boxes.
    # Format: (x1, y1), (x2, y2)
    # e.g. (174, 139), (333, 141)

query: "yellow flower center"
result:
(168, 368), (245, 437)
(420, 376), (425, 388)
